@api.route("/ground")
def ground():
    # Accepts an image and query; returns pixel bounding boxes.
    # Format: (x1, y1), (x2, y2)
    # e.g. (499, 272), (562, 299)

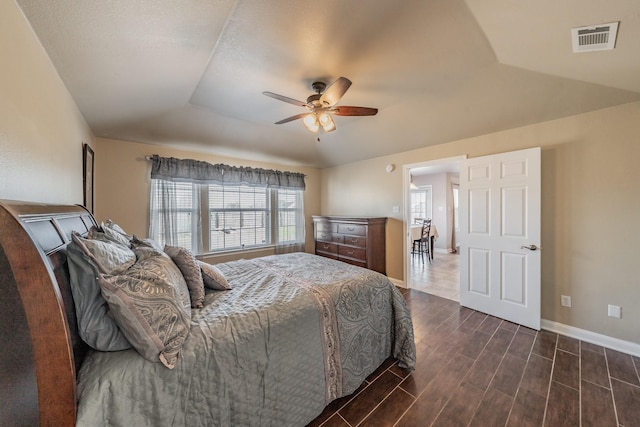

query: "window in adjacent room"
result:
(410, 185), (432, 224)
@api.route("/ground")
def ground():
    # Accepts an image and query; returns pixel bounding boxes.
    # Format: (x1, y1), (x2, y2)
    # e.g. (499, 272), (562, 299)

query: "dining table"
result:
(411, 223), (439, 261)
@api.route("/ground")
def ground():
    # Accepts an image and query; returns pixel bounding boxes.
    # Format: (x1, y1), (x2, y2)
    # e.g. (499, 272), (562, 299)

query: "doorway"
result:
(404, 156), (465, 301)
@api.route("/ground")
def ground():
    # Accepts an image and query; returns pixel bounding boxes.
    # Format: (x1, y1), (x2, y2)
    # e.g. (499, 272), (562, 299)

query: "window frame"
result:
(205, 183), (272, 253)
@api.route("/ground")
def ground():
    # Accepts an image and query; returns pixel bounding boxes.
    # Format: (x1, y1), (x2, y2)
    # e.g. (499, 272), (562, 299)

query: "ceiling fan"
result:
(263, 77), (378, 133)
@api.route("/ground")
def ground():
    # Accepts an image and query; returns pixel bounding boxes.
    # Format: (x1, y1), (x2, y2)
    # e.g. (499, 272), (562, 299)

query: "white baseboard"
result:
(541, 319), (640, 357)
(389, 277), (406, 288)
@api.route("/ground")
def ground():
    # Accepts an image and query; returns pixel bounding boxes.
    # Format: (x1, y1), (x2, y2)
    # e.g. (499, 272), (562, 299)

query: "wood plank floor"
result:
(307, 289), (640, 427)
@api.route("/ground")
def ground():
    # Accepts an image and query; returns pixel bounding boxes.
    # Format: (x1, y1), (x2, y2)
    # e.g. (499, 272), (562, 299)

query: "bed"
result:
(0, 199), (415, 426)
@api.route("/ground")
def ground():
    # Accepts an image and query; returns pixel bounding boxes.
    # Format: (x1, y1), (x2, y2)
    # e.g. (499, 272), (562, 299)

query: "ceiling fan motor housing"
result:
(311, 81), (326, 93)
(307, 81), (327, 106)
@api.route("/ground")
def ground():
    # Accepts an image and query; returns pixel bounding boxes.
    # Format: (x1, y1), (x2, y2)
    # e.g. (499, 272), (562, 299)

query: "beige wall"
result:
(321, 101), (640, 345)
(94, 138), (321, 260)
(0, 0), (94, 204)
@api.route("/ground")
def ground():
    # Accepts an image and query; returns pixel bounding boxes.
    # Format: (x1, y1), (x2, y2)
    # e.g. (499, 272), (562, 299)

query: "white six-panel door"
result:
(459, 147), (541, 329)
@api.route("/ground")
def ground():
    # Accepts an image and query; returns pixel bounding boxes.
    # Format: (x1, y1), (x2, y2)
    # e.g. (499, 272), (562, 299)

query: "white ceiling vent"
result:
(572, 22), (619, 53)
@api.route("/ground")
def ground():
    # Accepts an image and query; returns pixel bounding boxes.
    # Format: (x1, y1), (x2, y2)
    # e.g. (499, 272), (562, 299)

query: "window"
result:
(410, 185), (432, 224)
(150, 180), (200, 250)
(275, 188), (304, 244)
(208, 184), (270, 251)
(150, 179), (304, 254)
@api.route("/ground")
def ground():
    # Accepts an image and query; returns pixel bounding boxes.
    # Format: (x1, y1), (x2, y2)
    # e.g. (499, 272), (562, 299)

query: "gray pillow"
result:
(198, 260), (231, 291)
(164, 245), (205, 308)
(98, 253), (191, 369)
(67, 232), (132, 351)
(131, 235), (164, 252)
(73, 232), (136, 275)
(130, 236), (167, 261)
(103, 220), (132, 242)
(87, 222), (131, 247)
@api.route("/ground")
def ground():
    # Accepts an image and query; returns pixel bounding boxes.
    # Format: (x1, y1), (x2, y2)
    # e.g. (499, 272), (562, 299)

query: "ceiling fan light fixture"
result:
(263, 76), (378, 133)
(410, 174), (418, 190)
(319, 112), (335, 132)
(303, 113), (320, 133)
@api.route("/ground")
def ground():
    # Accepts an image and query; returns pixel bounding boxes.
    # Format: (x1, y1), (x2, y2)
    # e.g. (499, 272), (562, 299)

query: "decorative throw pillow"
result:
(130, 236), (167, 261)
(72, 232), (136, 275)
(197, 260), (232, 291)
(98, 253), (192, 369)
(104, 219), (131, 238)
(102, 225), (131, 246)
(131, 235), (164, 252)
(67, 232), (132, 351)
(164, 245), (205, 308)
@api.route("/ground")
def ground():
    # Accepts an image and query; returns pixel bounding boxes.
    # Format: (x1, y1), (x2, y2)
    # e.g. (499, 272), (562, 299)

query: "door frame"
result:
(403, 155), (466, 290)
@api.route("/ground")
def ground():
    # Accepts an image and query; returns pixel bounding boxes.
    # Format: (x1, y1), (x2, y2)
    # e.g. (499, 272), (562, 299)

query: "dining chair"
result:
(412, 219), (432, 263)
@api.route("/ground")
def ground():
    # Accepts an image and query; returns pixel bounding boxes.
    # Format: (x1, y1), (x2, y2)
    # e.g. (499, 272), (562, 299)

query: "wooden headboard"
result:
(0, 200), (96, 427)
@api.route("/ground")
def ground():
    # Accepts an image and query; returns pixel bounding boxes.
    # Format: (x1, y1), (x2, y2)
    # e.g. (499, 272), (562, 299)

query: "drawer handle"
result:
(347, 227), (355, 231)
(349, 239), (358, 244)
(323, 244), (329, 249)
(347, 250), (355, 255)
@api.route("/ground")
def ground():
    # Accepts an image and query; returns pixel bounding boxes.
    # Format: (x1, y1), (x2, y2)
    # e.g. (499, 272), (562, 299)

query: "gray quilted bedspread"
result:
(76, 253), (415, 427)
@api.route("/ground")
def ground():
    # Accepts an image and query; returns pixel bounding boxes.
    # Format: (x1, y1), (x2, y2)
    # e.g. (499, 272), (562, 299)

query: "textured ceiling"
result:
(16, 0), (640, 168)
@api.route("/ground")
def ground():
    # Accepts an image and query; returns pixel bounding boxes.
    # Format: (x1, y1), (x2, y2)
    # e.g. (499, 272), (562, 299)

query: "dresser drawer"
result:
(316, 230), (333, 241)
(337, 223), (366, 236)
(343, 235), (366, 247)
(315, 222), (336, 233)
(331, 234), (344, 244)
(316, 241), (338, 255)
(338, 245), (366, 261)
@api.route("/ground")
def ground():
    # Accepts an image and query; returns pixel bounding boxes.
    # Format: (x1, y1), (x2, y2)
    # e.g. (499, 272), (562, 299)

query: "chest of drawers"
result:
(312, 216), (387, 274)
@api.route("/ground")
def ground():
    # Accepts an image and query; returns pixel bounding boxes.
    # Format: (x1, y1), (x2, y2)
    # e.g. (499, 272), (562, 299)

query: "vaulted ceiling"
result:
(17, 0), (640, 168)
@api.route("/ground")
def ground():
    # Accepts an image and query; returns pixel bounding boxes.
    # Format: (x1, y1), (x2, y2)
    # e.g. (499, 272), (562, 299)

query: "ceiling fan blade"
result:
(332, 106), (378, 116)
(274, 113), (309, 124)
(263, 91), (308, 108)
(319, 77), (352, 107)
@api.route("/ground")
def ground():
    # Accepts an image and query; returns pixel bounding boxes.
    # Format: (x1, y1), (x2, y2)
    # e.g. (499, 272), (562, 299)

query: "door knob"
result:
(521, 244), (541, 251)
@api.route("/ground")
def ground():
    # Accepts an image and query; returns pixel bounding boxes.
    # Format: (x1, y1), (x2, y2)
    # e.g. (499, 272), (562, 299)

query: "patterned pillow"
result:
(103, 219), (132, 242)
(198, 260), (232, 291)
(72, 232), (135, 275)
(130, 236), (167, 261)
(67, 232), (133, 351)
(98, 253), (192, 369)
(131, 235), (164, 252)
(164, 245), (205, 308)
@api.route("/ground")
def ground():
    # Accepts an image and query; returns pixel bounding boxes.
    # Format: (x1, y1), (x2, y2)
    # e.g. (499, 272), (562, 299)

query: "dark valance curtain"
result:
(150, 155), (306, 190)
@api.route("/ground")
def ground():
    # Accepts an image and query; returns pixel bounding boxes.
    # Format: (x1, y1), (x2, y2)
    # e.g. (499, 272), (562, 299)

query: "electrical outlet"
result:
(561, 295), (571, 307)
(608, 304), (621, 319)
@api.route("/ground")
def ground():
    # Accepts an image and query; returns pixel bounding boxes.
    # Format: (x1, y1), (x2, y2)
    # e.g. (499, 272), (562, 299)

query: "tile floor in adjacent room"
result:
(408, 251), (460, 302)
(307, 288), (640, 427)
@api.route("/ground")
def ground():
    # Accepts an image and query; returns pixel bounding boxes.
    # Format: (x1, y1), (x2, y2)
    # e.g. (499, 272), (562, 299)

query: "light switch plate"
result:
(608, 304), (621, 318)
